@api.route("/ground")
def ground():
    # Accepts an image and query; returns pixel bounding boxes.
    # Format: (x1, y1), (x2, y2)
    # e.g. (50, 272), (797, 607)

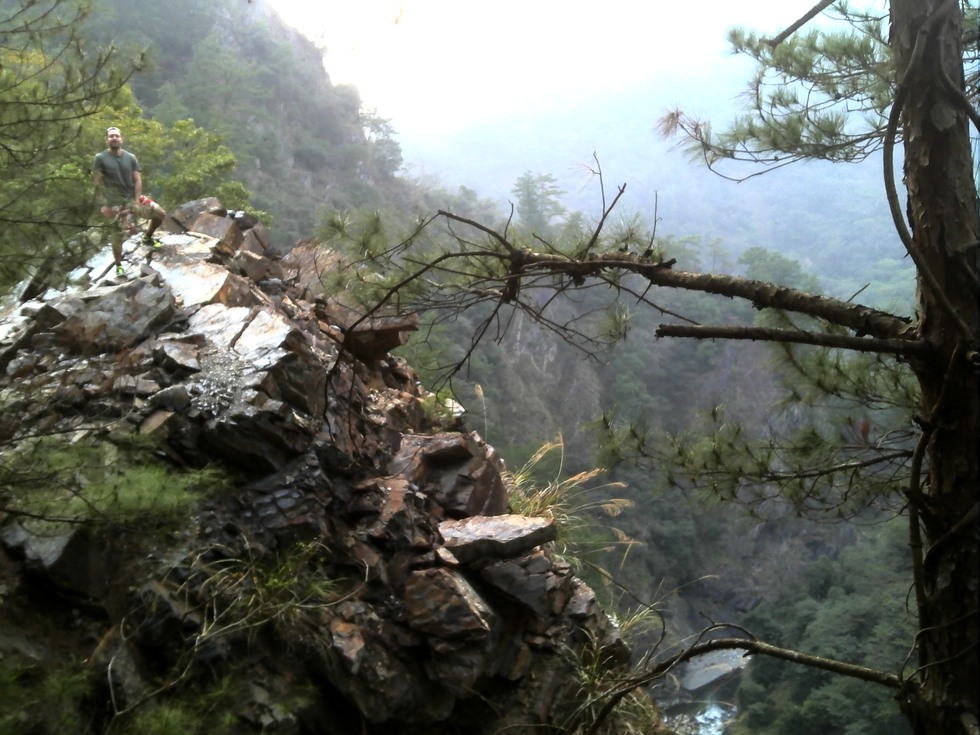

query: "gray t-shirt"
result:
(92, 149), (141, 205)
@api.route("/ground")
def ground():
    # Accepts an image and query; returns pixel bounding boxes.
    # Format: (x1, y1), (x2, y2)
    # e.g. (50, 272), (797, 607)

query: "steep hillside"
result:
(85, 0), (415, 247)
(0, 202), (661, 734)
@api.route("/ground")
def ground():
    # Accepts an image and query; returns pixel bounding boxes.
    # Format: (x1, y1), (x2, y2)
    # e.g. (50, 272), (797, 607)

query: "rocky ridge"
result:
(0, 201), (639, 734)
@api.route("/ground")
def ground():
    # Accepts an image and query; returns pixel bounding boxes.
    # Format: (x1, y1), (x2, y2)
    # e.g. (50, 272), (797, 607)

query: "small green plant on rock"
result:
(183, 538), (348, 645)
(108, 671), (246, 735)
(560, 621), (672, 735)
(505, 436), (637, 567)
(1, 434), (223, 528)
(0, 658), (93, 734)
(104, 543), (346, 731)
(418, 386), (464, 430)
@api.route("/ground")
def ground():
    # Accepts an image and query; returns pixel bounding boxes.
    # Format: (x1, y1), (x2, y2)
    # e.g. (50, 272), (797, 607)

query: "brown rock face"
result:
(0, 204), (633, 734)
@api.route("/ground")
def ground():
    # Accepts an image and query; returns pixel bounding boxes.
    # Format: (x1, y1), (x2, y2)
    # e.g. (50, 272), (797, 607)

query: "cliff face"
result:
(0, 202), (638, 734)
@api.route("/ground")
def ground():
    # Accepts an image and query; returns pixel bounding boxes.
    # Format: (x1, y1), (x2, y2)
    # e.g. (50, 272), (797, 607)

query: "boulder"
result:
(0, 522), (114, 601)
(389, 432), (509, 517)
(439, 514), (557, 564)
(51, 277), (175, 351)
(186, 212), (245, 255)
(169, 197), (223, 229)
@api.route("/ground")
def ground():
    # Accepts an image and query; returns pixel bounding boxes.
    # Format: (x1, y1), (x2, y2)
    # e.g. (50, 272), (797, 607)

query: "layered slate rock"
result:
(440, 514), (557, 563)
(0, 205), (633, 735)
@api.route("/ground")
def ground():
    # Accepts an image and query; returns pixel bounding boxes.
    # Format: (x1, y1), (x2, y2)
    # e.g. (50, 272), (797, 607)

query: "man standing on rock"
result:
(92, 126), (166, 277)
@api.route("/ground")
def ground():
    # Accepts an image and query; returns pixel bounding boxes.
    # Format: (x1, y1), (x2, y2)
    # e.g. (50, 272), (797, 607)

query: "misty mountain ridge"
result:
(400, 77), (912, 308)
(85, 0), (910, 310)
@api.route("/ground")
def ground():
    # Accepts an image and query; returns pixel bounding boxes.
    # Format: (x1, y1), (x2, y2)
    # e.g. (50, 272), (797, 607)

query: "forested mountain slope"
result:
(84, 0), (414, 246)
(3, 1), (956, 733)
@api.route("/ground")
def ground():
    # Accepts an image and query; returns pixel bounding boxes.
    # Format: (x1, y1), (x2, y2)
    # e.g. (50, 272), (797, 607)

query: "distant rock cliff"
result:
(0, 201), (649, 734)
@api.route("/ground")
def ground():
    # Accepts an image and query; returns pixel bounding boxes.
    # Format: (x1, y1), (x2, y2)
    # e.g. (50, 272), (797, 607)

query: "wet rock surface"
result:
(0, 206), (630, 734)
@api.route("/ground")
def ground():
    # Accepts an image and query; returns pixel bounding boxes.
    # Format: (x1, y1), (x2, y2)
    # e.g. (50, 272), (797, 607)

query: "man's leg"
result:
(139, 200), (166, 245)
(112, 230), (125, 276)
(147, 214), (164, 238)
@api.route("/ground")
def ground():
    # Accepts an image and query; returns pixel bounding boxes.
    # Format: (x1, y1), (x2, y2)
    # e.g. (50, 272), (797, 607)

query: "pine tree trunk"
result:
(890, 1), (980, 732)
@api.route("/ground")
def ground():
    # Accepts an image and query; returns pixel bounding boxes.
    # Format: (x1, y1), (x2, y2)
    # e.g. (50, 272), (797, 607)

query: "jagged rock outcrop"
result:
(0, 204), (634, 734)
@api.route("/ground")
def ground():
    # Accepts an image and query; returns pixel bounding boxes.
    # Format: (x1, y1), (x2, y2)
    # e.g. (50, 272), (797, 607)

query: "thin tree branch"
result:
(586, 635), (901, 734)
(430, 213), (916, 342)
(655, 323), (930, 356)
(766, 0), (838, 48)
(436, 209), (520, 255)
(762, 450), (912, 482)
(581, 179), (627, 257)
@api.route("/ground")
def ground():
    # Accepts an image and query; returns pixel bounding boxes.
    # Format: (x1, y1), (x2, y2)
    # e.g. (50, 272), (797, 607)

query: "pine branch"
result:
(430, 210), (917, 346)
(766, 0), (838, 48)
(551, 251), (912, 340)
(655, 323), (930, 356)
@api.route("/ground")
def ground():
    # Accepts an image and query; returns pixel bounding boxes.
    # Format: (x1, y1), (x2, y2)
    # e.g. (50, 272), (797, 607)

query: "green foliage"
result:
(505, 437), (639, 584)
(0, 434), (221, 527)
(727, 519), (914, 735)
(0, 658), (92, 734)
(662, 9), (894, 169)
(511, 170), (567, 237)
(110, 671), (260, 735)
(562, 629), (670, 735)
(738, 246), (823, 292)
(119, 703), (210, 735)
(145, 119), (250, 209)
(361, 109), (405, 178)
(417, 386), (466, 430)
(95, 543), (341, 733)
(0, 0), (143, 289)
(597, 331), (919, 521)
(607, 466), (733, 598)
(173, 540), (345, 648)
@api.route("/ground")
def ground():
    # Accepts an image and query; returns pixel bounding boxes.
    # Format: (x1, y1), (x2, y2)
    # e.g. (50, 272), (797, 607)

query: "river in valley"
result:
(658, 648), (748, 734)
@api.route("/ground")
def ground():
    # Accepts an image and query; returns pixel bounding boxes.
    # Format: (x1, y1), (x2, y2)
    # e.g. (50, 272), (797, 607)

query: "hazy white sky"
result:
(265, 1), (819, 137)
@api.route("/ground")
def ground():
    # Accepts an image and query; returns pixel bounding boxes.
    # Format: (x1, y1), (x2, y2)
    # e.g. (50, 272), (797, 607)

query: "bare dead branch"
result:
(580, 179), (628, 257)
(361, 210), (923, 375)
(586, 634), (901, 734)
(514, 248), (912, 340)
(766, 0), (838, 48)
(655, 323), (930, 357)
(760, 450), (912, 482)
(436, 209), (520, 255)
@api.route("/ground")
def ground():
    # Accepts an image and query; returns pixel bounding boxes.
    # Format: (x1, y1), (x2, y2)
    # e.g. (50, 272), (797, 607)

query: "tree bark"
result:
(890, 1), (980, 732)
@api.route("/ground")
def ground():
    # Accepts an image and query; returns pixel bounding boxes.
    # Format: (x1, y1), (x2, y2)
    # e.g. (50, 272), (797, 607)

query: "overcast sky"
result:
(258, 1), (901, 297)
(265, 1), (828, 138)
